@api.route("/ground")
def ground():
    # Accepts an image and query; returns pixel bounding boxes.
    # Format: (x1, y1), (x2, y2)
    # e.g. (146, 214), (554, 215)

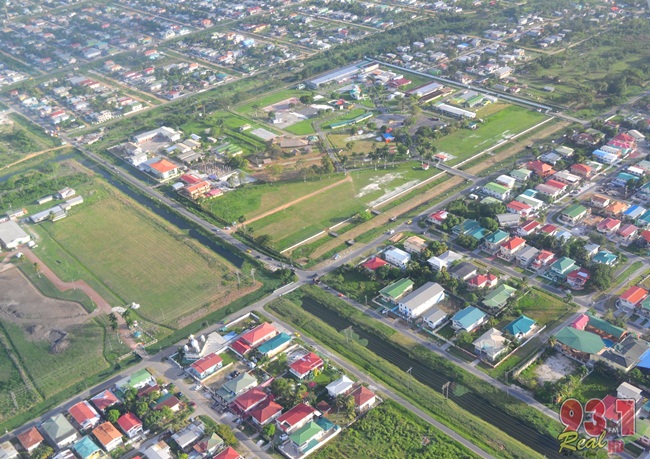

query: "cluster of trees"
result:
(117, 386), (180, 431)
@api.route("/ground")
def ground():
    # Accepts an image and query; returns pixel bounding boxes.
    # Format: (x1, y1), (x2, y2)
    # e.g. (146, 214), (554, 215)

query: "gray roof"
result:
(424, 308), (447, 324)
(449, 262), (477, 278)
(599, 335), (650, 369)
(0, 220), (29, 245)
(399, 282), (444, 310)
(41, 414), (77, 444)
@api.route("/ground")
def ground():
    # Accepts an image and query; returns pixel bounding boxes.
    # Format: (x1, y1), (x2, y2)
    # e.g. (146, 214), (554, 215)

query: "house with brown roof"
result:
(352, 386), (376, 413)
(591, 194), (611, 209)
(526, 160), (554, 177)
(90, 390), (119, 413)
(403, 236), (428, 254)
(571, 163), (592, 179)
(17, 427), (45, 453)
(184, 181), (211, 200)
(606, 201), (629, 216)
(276, 404), (318, 434)
(249, 399), (283, 427)
(232, 388), (268, 415)
(91, 422), (123, 452)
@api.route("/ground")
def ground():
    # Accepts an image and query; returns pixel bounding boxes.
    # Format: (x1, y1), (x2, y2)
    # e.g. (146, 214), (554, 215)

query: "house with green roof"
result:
(483, 230), (509, 253)
(379, 278), (414, 304)
(256, 332), (293, 358)
(215, 372), (258, 403)
(41, 414), (79, 449)
(289, 421), (325, 453)
(560, 204), (589, 225)
(510, 168), (532, 182)
(115, 369), (154, 391)
(592, 250), (617, 266)
(451, 306), (487, 333)
(73, 436), (102, 459)
(637, 209), (650, 228)
(547, 257), (577, 281)
(503, 315), (536, 340)
(482, 182), (511, 201)
(585, 314), (626, 341)
(452, 219), (480, 235)
(482, 284), (516, 311)
(480, 196), (502, 205)
(555, 327), (606, 360)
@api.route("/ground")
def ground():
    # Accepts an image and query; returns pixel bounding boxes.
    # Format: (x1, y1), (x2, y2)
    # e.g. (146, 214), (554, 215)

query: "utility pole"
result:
(406, 367), (412, 390)
(235, 271), (241, 287)
(442, 381), (451, 400)
(250, 268), (255, 283)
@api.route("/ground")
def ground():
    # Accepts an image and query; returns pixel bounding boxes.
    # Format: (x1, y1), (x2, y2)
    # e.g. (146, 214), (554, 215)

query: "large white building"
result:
(0, 220), (31, 249)
(133, 126), (182, 144)
(384, 247), (411, 269)
(398, 282), (445, 319)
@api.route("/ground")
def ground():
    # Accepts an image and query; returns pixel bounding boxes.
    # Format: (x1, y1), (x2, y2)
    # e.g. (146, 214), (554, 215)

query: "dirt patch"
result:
(534, 353), (578, 384)
(0, 267), (90, 341)
(263, 97), (301, 112)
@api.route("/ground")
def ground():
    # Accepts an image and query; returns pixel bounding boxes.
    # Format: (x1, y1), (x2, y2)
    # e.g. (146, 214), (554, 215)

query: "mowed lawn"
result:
(46, 195), (238, 326)
(1, 321), (106, 398)
(433, 105), (547, 165)
(236, 89), (313, 115)
(284, 119), (316, 135)
(249, 180), (365, 250)
(516, 288), (568, 327)
(204, 176), (346, 223)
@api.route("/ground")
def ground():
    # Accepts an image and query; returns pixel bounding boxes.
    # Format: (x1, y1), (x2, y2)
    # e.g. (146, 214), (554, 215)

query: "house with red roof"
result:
(526, 160), (555, 177)
(567, 268), (590, 290)
(188, 353), (223, 380)
(289, 352), (324, 379)
(497, 237), (526, 261)
(361, 256), (388, 271)
(249, 399), (283, 427)
(571, 163), (592, 179)
(546, 179), (568, 191)
(571, 314), (589, 330)
(276, 403), (318, 434)
(540, 224), (558, 236)
(229, 322), (278, 356)
(618, 286), (649, 311)
(640, 229), (650, 246)
(232, 388), (268, 414)
(506, 200), (532, 217)
(517, 220), (540, 237)
(69, 401), (101, 430)
(597, 217), (621, 234)
(16, 427), (45, 453)
(213, 446), (243, 459)
(117, 413), (143, 439)
(145, 159), (180, 180)
(352, 386), (376, 413)
(530, 250), (555, 271)
(467, 273), (498, 290)
(427, 210), (448, 225)
(617, 223), (638, 243)
(90, 390), (119, 413)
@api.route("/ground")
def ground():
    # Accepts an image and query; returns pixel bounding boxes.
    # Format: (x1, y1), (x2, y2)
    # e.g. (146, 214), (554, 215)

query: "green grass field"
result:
(39, 180), (244, 327)
(0, 342), (41, 423)
(0, 321), (107, 399)
(242, 163), (435, 250)
(202, 175), (345, 223)
(326, 108), (369, 129)
(516, 288), (571, 327)
(432, 106), (547, 165)
(0, 114), (60, 167)
(284, 119), (315, 135)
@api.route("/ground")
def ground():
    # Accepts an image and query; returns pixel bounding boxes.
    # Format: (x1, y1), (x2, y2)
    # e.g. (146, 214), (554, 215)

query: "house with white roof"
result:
(384, 247), (411, 269)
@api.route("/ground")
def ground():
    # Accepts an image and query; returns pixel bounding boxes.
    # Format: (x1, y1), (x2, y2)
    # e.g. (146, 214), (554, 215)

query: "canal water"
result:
(300, 296), (562, 459)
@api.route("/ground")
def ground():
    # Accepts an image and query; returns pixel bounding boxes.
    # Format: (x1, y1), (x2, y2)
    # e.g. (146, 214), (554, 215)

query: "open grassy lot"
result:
(243, 163), (435, 250)
(516, 288), (571, 328)
(0, 114), (60, 167)
(314, 400), (481, 459)
(325, 108), (369, 129)
(284, 119), (315, 135)
(432, 106), (547, 165)
(0, 343), (41, 423)
(202, 175), (345, 223)
(0, 321), (107, 399)
(38, 180), (247, 327)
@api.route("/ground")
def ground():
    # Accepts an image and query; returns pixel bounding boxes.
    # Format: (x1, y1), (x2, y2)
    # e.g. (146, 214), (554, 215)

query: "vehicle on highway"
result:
(406, 220), (412, 225)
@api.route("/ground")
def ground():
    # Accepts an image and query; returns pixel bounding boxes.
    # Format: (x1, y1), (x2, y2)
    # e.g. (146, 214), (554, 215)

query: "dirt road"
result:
(1, 145), (68, 171)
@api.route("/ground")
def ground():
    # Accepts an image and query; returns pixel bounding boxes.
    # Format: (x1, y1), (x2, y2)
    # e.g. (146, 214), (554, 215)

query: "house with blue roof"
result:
(451, 306), (487, 333)
(612, 172), (638, 188)
(636, 182), (650, 201)
(624, 205), (646, 220)
(452, 219), (480, 235)
(257, 332), (293, 358)
(503, 315), (536, 340)
(592, 250), (617, 266)
(467, 227), (491, 241)
(72, 436), (102, 459)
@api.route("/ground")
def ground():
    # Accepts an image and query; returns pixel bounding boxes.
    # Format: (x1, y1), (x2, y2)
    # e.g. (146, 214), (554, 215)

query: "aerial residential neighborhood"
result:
(5, 0), (650, 459)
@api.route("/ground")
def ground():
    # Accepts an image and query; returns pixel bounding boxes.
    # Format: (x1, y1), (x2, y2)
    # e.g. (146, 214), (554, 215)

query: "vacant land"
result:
(315, 400), (481, 459)
(244, 163), (435, 250)
(39, 180), (251, 328)
(516, 288), (570, 327)
(0, 114), (60, 168)
(236, 89), (313, 116)
(284, 119), (315, 135)
(433, 106), (547, 165)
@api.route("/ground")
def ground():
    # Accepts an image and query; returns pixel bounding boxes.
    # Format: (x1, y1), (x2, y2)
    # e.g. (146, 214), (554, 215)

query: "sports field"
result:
(284, 119), (316, 135)
(40, 181), (246, 327)
(236, 89), (314, 116)
(245, 163), (435, 250)
(432, 105), (547, 165)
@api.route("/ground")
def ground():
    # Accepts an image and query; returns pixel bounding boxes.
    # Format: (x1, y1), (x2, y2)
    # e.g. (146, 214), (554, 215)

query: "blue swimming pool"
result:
(603, 338), (615, 348)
